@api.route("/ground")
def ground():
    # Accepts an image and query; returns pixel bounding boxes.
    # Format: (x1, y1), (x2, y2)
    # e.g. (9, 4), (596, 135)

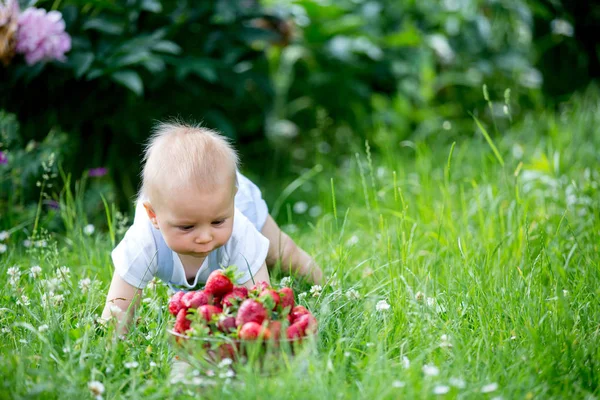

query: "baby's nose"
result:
(194, 231), (212, 244)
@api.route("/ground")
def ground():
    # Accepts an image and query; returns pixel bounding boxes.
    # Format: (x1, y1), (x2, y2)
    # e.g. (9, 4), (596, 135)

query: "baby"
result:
(101, 121), (322, 327)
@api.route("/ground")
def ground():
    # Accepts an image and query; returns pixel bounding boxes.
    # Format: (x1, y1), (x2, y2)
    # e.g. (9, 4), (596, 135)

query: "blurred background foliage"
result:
(0, 0), (597, 225)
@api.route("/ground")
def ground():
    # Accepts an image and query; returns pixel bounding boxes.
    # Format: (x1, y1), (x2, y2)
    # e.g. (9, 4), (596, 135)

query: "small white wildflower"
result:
(205, 369), (215, 377)
(376, 300), (391, 312)
(23, 239), (31, 248)
(426, 297), (436, 307)
(79, 278), (92, 293)
(150, 361), (157, 367)
(344, 351), (351, 357)
(503, 105), (509, 116)
(88, 380), (105, 398)
(550, 19), (574, 37)
(510, 335), (517, 340)
(35, 240), (47, 248)
(124, 361), (139, 369)
(392, 380), (405, 388)
(1, 327), (9, 333)
(147, 277), (158, 290)
(442, 121), (452, 130)
(365, 342), (375, 347)
(481, 383), (499, 393)
(402, 356), (410, 369)
(106, 364), (114, 374)
(38, 324), (49, 332)
(218, 358), (233, 368)
(562, 289), (569, 297)
(440, 334), (453, 348)
(7, 266), (20, 278)
(309, 285), (322, 298)
(142, 297), (152, 304)
(433, 385), (450, 395)
(219, 369), (235, 379)
(109, 305), (123, 315)
(346, 235), (359, 246)
(17, 295), (30, 306)
(415, 291), (424, 302)
(345, 288), (361, 300)
(52, 294), (64, 305)
(63, 347), (70, 353)
(57, 266), (71, 278)
(83, 224), (95, 236)
(293, 201), (308, 214)
(309, 205), (322, 218)
(19, 339), (28, 344)
(0, 243), (6, 253)
(449, 377), (466, 388)
(422, 364), (440, 376)
(0, 231), (9, 241)
(280, 276), (292, 287)
(29, 265), (42, 279)
(298, 292), (307, 301)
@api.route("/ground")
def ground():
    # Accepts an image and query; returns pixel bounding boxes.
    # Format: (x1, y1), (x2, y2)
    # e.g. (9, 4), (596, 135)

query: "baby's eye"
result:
(178, 225), (194, 231)
(211, 219), (225, 226)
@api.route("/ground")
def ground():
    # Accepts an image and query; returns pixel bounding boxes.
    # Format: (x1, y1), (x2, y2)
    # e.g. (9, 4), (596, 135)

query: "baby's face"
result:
(146, 181), (236, 260)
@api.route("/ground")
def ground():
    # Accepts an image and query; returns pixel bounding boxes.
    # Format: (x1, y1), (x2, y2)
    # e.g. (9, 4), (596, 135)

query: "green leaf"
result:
(152, 40), (181, 55)
(111, 70), (144, 96)
(70, 52), (95, 78)
(82, 17), (125, 35)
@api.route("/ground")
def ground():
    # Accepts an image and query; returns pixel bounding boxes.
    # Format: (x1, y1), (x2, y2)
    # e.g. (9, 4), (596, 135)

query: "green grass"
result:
(1, 93), (599, 399)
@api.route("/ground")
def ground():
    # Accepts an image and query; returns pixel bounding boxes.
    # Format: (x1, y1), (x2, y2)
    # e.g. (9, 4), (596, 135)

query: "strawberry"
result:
(233, 286), (248, 297)
(239, 322), (270, 340)
(295, 313), (318, 335)
(218, 343), (237, 360)
(250, 281), (270, 293)
(181, 290), (209, 309)
(222, 287), (248, 308)
(204, 267), (236, 297)
(236, 299), (267, 326)
(168, 291), (185, 316)
(217, 316), (237, 333)
(279, 287), (295, 311)
(174, 308), (191, 334)
(198, 305), (222, 323)
(286, 323), (303, 341)
(259, 289), (280, 310)
(290, 305), (310, 322)
(269, 320), (282, 340)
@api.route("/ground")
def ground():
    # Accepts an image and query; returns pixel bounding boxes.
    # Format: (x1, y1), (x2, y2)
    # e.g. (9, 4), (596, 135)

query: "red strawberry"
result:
(236, 299), (267, 326)
(174, 308), (191, 334)
(198, 305), (222, 323)
(259, 289), (280, 310)
(250, 281), (270, 293)
(269, 321), (282, 340)
(168, 291), (185, 316)
(290, 305), (310, 322)
(295, 313), (318, 335)
(233, 286), (248, 297)
(222, 287), (248, 307)
(218, 343), (237, 360)
(279, 287), (295, 311)
(204, 268), (236, 297)
(217, 316), (237, 333)
(239, 322), (270, 340)
(286, 323), (303, 341)
(181, 290), (209, 309)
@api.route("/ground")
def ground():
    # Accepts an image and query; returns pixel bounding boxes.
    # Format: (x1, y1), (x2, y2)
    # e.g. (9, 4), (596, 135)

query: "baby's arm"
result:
(100, 272), (143, 334)
(240, 262), (270, 289)
(261, 215), (323, 284)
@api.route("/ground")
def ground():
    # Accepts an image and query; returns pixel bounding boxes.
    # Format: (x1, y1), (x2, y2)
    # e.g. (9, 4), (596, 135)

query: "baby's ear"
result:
(143, 202), (160, 229)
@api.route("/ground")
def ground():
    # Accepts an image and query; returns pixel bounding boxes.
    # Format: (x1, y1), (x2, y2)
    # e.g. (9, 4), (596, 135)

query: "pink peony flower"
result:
(15, 7), (71, 65)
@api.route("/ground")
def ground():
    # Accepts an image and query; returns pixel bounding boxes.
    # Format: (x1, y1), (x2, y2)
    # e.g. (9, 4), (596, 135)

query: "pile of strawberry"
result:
(168, 267), (318, 352)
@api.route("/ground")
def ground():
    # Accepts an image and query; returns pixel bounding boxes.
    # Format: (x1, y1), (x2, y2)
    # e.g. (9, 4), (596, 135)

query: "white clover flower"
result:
(63, 347), (70, 353)
(44, 277), (61, 292)
(17, 295), (30, 306)
(433, 385), (450, 395)
(345, 288), (361, 300)
(280, 276), (292, 287)
(442, 121), (452, 130)
(392, 380), (405, 388)
(481, 383), (499, 393)
(205, 369), (215, 377)
(298, 292), (307, 301)
(35, 240), (47, 248)
(550, 19), (574, 37)
(29, 265), (42, 279)
(149, 361), (157, 367)
(562, 289), (569, 297)
(376, 300), (390, 312)
(124, 361), (139, 369)
(23, 239), (31, 248)
(346, 235), (359, 246)
(57, 266), (71, 278)
(79, 278), (92, 293)
(309, 285), (322, 298)
(422, 364), (440, 376)
(38, 324), (49, 332)
(0, 244), (6, 253)
(51, 294), (64, 305)
(83, 224), (95, 236)
(7, 266), (20, 277)
(440, 334), (453, 348)
(426, 297), (436, 307)
(309, 205), (322, 218)
(218, 358), (233, 368)
(88, 380), (105, 398)
(415, 291), (424, 302)
(219, 369), (235, 379)
(147, 277), (158, 290)
(0, 231), (9, 241)
(449, 377), (466, 388)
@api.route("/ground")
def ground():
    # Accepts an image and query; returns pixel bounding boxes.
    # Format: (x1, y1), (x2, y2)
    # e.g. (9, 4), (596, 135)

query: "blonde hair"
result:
(139, 120), (239, 204)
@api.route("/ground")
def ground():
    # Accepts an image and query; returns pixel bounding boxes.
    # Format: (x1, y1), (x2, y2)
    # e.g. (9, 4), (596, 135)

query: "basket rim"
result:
(167, 329), (316, 344)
